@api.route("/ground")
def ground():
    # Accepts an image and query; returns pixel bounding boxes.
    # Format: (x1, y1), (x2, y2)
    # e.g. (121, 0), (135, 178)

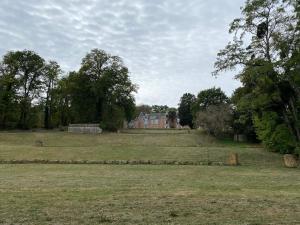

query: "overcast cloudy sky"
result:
(0, 0), (245, 107)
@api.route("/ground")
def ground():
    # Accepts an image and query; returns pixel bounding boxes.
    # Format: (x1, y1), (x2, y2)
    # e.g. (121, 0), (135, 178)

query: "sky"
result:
(0, 0), (245, 107)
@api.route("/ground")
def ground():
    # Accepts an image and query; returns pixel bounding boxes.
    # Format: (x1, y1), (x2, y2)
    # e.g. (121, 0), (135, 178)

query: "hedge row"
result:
(0, 159), (226, 166)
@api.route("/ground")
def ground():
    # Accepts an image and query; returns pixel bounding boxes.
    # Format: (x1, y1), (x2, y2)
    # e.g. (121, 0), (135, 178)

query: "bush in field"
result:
(231, 87), (258, 142)
(178, 93), (196, 128)
(254, 112), (297, 154)
(167, 109), (177, 128)
(195, 104), (233, 137)
(100, 104), (126, 131)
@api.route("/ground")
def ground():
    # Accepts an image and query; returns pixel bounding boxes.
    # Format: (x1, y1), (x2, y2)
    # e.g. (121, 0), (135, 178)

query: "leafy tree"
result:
(192, 87), (229, 116)
(2, 50), (45, 129)
(0, 59), (19, 128)
(178, 93), (196, 128)
(67, 71), (98, 123)
(192, 88), (230, 135)
(167, 108), (177, 128)
(231, 87), (258, 141)
(55, 77), (72, 126)
(151, 105), (169, 113)
(195, 104), (233, 137)
(67, 49), (137, 130)
(0, 49), (137, 131)
(43, 61), (61, 129)
(100, 66), (136, 128)
(253, 111), (297, 153)
(135, 104), (152, 117)
(214, 0), (300, 153)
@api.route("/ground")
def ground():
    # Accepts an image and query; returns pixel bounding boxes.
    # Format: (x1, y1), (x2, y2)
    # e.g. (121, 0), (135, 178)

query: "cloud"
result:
(0, 0), (245, 106)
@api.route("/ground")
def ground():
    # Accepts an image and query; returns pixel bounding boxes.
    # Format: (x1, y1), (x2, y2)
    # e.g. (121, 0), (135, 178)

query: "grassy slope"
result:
(0, 131), (299, 224)
(0, 131), (282, 166)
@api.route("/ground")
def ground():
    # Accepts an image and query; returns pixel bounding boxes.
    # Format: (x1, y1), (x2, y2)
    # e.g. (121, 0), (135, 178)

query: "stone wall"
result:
(68, 124), (102, 134)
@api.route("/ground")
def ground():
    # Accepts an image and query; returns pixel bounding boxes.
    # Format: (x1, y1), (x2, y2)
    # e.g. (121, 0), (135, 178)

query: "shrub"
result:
(254, 112), (297, 154)
(101, 104), (125, 131)
(195, 104), (233, 137)
(270, 125), (297, 154)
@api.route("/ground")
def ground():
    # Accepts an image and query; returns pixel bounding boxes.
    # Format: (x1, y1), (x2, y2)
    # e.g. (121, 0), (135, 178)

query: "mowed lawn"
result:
(0, 131), (299, 224)
(0, 131), (282, 166)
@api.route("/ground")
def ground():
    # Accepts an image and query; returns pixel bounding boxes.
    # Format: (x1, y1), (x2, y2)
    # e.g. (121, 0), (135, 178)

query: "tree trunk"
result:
(282, 107), (296, 139)
(18, 98), (30, 129)
(289, 98), (300, 141)
(44, 105), (49, 129)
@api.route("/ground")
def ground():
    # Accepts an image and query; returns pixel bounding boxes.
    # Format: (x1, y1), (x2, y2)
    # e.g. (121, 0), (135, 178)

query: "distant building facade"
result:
(128, 112), (181, 129)
(129, 112), (168, 129)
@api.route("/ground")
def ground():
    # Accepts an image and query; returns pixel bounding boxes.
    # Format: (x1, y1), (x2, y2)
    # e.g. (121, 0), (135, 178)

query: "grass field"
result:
(0, 131), (281, 166)
(0, 130), (299, 224)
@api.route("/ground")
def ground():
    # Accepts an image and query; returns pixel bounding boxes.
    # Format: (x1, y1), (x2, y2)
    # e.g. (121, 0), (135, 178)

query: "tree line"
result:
(0, 49), (137, 131)
(178, 0), (300, 155)
(1, 0), (299, 155)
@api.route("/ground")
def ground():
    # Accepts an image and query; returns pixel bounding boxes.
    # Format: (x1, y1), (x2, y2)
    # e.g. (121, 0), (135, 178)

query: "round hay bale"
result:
(283, 154), (299, 168)
(227, 153), (239, 166)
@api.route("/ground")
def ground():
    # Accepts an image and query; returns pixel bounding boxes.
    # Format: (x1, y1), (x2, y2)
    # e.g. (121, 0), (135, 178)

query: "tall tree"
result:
(214, 0), (300, 152)
(0, 48), (137, 131)
(43, 61), (61, 129)
(67, 49), (137, 130)
(100, 65), (136, 130)
(178, 93), (196, 128)
(56, 77), (72, 126)
(231, 87), (257, 141)
(2, 50), (45, 129)
(193, 88), (231, 135)
(167, 108), (177, 129)
(192, 87), (229, 114)
(0, 60), (19, 128)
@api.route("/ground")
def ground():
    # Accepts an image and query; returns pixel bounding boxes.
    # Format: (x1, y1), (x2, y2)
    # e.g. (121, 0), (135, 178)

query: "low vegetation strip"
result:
(0, 159), (226, 166)
(119, 129), (191, 134)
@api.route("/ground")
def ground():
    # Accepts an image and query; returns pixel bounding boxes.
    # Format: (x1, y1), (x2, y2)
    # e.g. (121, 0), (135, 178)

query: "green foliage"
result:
(0, 49), (137, 131)
(254, 112), (297, 153)
(0, 65), (19, 128)
(0, 50), (45, 129)
(151, 105), (169, 113)
(43, 61), (61, 129)
(192, 88), (230, 134)
(135, 105), (152, 117)
(55, 77), (72, 126)
(66, 49), (137, 129)
(193, 87), (229, 114)
(214, 0), (300, 153)
(231, 87), (258, 142)
(271, 125), (297, 154)
(195, 104), (233, 137)
(167, 108), (177, 128)
(178, 93), (196, 128)
(100, 103), (125, 131)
